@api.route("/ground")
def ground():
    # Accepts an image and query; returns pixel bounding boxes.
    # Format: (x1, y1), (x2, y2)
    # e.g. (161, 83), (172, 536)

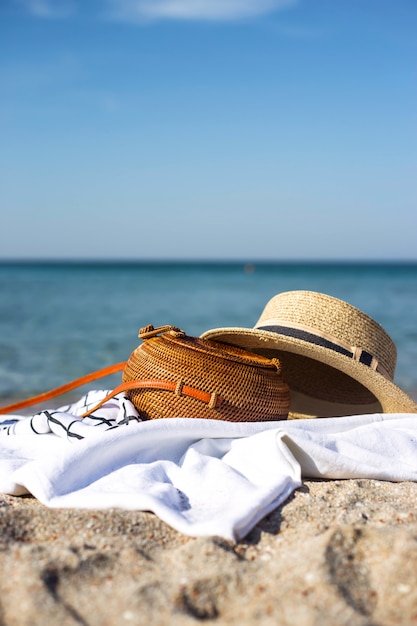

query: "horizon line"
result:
(1, 258), (417, 265)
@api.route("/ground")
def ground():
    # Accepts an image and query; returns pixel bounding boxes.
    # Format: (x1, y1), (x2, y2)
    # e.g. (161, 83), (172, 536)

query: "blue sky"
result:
(1, 0), (416, 260)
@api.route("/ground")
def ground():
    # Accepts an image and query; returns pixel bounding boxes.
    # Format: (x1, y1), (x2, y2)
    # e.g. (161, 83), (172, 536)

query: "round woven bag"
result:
(122, 325), (290, 422)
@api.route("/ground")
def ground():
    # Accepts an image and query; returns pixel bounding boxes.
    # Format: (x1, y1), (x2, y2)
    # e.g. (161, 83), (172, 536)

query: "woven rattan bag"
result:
(119, 325), (290, 421)
(0, 324), (290, 422)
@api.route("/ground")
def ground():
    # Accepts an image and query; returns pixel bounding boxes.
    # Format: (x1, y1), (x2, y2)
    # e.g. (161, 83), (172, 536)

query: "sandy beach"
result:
(2, 480), (417, 625)
(1, 412), (417, 626)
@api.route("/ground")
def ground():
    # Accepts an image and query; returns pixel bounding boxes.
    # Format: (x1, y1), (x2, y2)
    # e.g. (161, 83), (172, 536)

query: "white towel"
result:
(1, 390), (417, 542)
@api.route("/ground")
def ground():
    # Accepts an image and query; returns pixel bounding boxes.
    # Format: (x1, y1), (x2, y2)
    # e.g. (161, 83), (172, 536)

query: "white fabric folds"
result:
(1, 390), (417, 542)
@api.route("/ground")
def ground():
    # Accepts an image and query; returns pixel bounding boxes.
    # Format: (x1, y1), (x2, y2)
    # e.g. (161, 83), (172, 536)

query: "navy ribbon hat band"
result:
(257, 324), (389, 379)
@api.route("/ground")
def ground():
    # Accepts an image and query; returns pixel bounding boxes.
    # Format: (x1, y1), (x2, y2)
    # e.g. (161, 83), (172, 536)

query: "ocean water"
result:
(0, 260), (417, 401)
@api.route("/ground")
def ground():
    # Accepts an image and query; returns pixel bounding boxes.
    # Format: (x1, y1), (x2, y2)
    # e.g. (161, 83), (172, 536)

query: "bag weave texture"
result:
(122, 325), (290, 422)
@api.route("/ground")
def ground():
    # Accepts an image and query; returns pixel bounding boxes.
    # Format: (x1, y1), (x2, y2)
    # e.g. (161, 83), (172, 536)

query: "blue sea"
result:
(1, 261), (417, 402)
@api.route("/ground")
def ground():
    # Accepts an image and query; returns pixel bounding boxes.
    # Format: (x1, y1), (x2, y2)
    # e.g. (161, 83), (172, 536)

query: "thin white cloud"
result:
(15, 0), (75, 18)
(12, 0), (300, 22)
(105, 0), (298, 22)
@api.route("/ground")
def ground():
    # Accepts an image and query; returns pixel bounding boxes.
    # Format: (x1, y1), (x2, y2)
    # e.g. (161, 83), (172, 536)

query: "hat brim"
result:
(201, 327), (417, 419)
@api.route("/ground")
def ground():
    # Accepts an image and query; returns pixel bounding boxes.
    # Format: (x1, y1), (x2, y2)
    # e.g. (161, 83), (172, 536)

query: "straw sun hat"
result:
(201, 290), (417, 419)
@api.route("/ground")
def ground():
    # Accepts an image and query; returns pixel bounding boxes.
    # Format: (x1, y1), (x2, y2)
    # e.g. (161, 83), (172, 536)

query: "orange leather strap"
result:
(0, 363), (222, 419)
(80, 379), (221, 418)
(0, 362), (126, 415)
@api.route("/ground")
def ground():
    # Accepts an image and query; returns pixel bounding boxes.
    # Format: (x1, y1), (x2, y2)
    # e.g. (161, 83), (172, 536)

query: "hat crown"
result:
(256, 291), (397, 380)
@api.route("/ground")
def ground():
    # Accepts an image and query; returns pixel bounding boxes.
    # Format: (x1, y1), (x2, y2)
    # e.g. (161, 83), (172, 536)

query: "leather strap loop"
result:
(139, 325), (184, 340)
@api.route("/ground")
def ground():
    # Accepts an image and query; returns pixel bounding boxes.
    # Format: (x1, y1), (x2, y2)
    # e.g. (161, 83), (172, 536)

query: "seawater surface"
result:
(1, 260), (416, 400)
